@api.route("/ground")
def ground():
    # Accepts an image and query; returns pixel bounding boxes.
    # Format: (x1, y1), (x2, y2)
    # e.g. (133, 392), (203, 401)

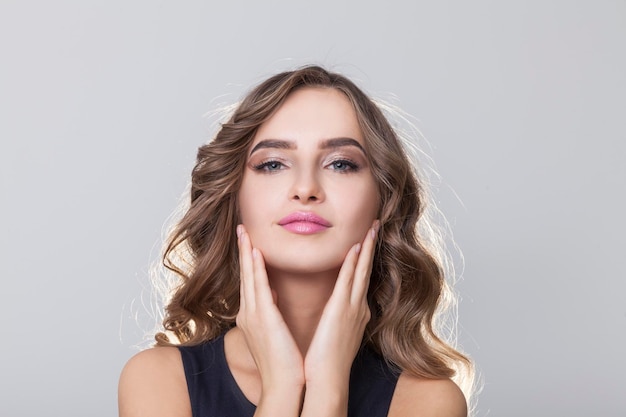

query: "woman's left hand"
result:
(302, 220), (379, 399)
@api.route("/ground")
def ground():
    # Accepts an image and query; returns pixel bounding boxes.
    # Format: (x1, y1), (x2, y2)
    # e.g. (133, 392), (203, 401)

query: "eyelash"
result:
(253, 160), (286, 172)
(328, 159), (360, 172)
(252, 158), (360, 173)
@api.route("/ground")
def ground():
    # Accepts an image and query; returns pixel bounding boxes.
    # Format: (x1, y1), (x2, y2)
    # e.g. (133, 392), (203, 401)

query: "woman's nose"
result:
(289, 170), (325, 203)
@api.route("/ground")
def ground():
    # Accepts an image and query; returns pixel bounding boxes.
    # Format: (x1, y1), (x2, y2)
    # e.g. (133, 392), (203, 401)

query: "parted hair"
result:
(155, 65), (473, 398)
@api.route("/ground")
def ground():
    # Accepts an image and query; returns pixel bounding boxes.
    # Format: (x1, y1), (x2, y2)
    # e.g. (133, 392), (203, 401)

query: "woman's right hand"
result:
(235, 225), (305, 411)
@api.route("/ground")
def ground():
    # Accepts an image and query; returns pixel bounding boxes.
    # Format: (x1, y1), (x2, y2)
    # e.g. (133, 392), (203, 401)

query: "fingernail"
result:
(374, 220), (380, 233)
(236, 225), (242, 238)
(355, 243), (362, 254)
(252, 248), (258, 259)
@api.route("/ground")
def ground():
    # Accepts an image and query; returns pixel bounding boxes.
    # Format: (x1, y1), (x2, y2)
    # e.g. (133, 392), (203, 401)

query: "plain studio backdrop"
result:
(1, 1), (624, 416)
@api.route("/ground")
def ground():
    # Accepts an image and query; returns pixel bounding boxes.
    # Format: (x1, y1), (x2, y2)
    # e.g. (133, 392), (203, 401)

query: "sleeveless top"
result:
(178, 334), (399, 417)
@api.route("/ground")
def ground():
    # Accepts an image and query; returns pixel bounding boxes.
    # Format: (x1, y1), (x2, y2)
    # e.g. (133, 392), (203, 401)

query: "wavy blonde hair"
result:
(154, 65), (474, 402)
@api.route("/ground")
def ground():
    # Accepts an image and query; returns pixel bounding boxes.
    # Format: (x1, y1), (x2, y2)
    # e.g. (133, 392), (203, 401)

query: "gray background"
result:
(1, 1), (624, 416)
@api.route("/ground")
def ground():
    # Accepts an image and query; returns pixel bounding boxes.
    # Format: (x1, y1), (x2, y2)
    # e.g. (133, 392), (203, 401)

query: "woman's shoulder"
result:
(118, 346), (191, 417)
(388, 373), (467, 417)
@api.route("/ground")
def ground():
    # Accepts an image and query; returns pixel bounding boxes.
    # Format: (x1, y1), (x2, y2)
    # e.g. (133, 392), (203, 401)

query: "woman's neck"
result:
(266, 267), (338, 355)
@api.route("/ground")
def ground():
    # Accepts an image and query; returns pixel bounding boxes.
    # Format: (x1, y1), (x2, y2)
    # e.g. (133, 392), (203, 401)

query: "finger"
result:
(332, 242), (361, 302)
(351, 220), (379, 305)
(251, 247), (275, 305)
(239, 226), (256, 310)
(237, 225), (246, 311)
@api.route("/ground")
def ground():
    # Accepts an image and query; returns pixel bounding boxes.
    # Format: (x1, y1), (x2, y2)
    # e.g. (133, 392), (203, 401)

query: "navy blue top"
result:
(178, 334), (399, 417)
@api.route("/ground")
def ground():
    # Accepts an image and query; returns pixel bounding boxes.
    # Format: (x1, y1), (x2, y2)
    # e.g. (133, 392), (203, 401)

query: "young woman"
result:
(119, 66), (474, 417)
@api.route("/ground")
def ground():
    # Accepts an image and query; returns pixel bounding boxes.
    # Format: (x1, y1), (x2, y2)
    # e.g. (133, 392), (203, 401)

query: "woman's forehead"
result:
(251, 87), (364, 147)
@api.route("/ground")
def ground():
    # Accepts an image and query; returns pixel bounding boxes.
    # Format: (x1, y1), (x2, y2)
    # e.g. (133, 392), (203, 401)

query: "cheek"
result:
(237, 184), (253, 225)
(237, 176), (281, 242)
(347, 181), (379, 217)
(337, 185), (379, 242)
(238, 173), (264, 222)
(238, 177), (263, 229)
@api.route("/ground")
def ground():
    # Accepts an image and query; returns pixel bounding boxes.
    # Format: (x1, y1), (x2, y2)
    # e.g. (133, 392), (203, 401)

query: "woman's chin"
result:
(263, 257), (343, 279)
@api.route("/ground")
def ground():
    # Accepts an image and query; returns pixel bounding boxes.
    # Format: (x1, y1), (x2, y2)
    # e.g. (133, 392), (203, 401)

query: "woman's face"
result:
(238, 87), (379, 275)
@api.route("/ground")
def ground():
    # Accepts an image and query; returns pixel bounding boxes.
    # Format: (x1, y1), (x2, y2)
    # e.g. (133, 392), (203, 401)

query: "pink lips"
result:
(278, 211), (331, 235)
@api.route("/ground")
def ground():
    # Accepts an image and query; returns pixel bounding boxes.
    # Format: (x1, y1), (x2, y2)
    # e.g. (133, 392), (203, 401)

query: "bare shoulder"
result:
(118, 346), (191, 417)
(388, 373), (467, 417)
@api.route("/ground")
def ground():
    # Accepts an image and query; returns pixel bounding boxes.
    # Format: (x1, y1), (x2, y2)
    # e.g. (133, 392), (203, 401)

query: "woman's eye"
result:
(329, 159), (359, 172)
(254, 160), (285, 172)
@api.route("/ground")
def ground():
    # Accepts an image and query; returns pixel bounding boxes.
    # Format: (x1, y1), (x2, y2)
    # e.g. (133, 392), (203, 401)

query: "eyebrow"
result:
(249, 137), (365, 156)
(320, 137), (365, 153)
(249, 139), (295, 156)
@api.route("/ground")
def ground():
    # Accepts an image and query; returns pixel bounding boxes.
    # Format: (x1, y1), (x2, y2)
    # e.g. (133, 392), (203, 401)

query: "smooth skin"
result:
(119, 88), (466, 417)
